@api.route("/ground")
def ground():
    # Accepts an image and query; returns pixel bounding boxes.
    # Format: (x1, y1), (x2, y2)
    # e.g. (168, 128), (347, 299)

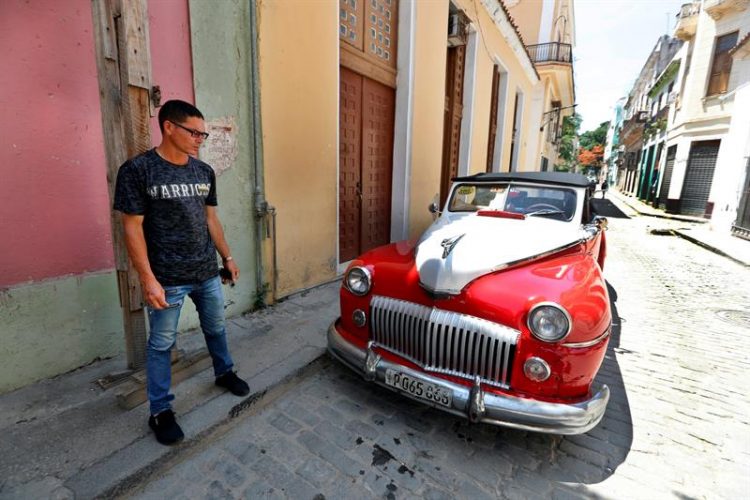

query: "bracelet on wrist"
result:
(222, 256), (233, 262)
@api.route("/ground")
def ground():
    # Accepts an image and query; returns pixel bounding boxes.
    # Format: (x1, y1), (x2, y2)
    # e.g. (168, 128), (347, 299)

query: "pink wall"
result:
(0, 0), (194, 288)
(0, 0), (113, 288)
(148, 1), (195, 145)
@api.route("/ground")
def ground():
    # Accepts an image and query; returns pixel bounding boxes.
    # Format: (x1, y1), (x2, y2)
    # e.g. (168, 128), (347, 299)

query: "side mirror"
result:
(593, 215), (608, 231)
(428, 202), (441, 215)
(583, 216), (608, 240)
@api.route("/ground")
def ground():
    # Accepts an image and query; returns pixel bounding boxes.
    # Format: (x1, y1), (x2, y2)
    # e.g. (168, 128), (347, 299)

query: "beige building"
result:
(667, 0), (750, 236)
(256, 0), (576, 299)
(507, 0), (576, 171)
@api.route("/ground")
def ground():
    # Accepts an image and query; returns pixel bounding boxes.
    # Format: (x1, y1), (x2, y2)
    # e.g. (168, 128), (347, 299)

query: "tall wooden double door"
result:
(339, 67), (395, 262)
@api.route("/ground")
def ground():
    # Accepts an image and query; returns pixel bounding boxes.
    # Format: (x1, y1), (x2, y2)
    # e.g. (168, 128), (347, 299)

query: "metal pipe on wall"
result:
(248, 0), (273, 306)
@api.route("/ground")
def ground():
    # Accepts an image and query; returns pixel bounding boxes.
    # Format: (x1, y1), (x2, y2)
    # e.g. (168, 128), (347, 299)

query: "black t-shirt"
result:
(113, 149), (220, 286)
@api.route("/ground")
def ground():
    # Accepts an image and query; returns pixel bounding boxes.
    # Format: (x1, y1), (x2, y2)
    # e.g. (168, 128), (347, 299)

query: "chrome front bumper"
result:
(327, 321), (609, 435)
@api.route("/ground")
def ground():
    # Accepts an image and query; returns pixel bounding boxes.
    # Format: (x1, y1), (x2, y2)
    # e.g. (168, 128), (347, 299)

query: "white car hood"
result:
(416, 214), (585, 294)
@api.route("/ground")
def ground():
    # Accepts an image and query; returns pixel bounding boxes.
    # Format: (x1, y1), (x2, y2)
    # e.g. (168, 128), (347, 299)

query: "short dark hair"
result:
(158, 100), (204, 132)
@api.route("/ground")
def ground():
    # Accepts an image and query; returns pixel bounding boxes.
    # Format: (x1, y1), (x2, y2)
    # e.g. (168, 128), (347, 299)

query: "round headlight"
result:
(345, 266), (372, 296)
(527, 302), (571, 342)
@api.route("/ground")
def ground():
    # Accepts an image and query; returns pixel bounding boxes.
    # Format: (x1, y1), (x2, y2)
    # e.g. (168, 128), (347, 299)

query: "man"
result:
(601, 179), (609, 199)
(114, 100), (249, 445)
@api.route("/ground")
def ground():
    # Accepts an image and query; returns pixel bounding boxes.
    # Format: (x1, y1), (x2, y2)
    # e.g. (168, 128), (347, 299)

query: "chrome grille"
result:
(370, 296), (519, 388)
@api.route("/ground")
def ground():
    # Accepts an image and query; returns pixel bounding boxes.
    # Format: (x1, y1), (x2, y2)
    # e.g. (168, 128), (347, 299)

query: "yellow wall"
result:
(258, 0), (545, 292)
(258, 0), (338, 297)
(457, 0), (539, 174)
(406, 0), (540, 239)
(467, 41), (494, 175)
(407, 1), (450, 240)
(506, 0), (542, 45)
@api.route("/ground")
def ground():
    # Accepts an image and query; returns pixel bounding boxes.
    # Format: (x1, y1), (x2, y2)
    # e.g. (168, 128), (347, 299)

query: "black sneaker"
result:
(215, 371), (250, 396)
(148, 409), (184, 445)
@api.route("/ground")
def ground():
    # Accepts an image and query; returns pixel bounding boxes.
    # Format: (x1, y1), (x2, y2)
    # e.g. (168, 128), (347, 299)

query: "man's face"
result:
(164, 116), (207, 157)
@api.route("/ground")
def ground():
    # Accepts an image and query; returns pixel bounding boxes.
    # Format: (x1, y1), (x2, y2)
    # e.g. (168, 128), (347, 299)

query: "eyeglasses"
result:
(168, 120), (209, 140)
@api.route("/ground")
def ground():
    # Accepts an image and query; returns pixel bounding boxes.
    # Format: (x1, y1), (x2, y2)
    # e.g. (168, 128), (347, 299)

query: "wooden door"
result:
(339, 67), (363, 262)
(339, 67), (394, 262)
(440, 45), (466, 206)
(360, 77), (394, 253)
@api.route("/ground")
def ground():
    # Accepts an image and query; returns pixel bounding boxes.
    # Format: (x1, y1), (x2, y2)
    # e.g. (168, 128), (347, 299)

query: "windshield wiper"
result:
(526, 209), (565, 217)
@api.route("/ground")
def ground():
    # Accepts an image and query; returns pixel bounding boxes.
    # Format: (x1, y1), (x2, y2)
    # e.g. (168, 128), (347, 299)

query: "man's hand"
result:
(141, 276), (169, 309)
(223, 259), (240, 284)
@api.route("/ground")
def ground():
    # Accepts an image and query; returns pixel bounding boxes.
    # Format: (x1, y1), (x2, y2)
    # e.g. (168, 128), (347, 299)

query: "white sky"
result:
(574, 0), (688, 132)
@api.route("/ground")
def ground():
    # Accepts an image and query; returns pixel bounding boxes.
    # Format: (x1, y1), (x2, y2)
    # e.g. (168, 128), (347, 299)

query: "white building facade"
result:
(666, 0), (750, 237)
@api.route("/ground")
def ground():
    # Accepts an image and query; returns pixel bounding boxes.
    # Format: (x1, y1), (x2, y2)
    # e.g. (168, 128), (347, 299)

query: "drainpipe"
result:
(248, 0), (276, 305)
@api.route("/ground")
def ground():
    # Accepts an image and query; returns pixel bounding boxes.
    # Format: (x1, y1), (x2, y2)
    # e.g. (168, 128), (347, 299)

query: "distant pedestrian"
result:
(114, 100), (249, 446)
(601, 180), (609, 199)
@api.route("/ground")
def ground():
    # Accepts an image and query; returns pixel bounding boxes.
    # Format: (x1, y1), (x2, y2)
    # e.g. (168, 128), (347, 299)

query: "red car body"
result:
(328, 172), (611, 434)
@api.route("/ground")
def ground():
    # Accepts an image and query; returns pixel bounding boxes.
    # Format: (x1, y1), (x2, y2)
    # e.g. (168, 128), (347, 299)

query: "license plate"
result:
(384, 369), (453, 408)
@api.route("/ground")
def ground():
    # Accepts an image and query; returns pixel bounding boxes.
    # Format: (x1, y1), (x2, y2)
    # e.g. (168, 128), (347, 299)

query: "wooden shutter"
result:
(707, 31), (738, 96)
(486, 67), (500, 173)
(440, 45), (466, 205)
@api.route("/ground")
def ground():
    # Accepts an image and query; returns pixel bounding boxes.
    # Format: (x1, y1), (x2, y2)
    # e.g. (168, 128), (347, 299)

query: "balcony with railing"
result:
(526, 42), (572, 65)
(674, 2), (700, 40)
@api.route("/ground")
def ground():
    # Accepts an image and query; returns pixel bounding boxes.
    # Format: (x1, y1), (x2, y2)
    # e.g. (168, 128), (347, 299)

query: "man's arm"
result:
(206, 206), (240, 282)
(122, 214), (169, 309)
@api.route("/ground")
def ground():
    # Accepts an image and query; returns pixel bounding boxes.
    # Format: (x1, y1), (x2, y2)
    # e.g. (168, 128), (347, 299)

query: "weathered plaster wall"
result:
(0, 274), (122, 393)
(257, 0), (338, 297)
(0, 0), (203, 393)
(0, 0), (121, 393)
(189, 0), (257, 319)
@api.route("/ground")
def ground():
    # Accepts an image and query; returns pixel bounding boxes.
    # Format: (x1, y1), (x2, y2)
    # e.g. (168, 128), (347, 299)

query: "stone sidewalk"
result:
(609, 189), (750, 267)
(0, 281), (340, 499)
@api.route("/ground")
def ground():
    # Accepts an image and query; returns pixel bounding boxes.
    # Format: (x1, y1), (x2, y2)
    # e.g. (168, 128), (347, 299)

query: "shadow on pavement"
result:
(591, 198), (631, 219)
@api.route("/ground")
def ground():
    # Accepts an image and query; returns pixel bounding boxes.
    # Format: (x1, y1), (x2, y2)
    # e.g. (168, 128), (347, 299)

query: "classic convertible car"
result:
(328, 171), (611, 434)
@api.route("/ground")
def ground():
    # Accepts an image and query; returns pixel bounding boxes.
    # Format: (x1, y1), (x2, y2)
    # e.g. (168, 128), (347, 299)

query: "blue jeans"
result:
(146, 275), (234, 415)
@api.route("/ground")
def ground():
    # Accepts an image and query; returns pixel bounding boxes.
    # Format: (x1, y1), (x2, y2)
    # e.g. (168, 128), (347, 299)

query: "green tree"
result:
(557, 113), (582, 170)
(579, 120), (609, 150)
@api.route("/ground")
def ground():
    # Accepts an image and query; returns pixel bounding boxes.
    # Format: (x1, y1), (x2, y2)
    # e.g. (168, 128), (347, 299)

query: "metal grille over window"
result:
(370, 296), (520, 388)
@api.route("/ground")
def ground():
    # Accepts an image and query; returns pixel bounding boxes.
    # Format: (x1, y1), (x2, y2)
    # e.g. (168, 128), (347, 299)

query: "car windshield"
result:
(448, 183), (577, 221)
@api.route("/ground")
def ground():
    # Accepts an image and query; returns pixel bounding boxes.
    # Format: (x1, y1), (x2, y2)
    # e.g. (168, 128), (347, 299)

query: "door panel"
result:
(339, 67), (363, 262)
(440, 45), (466, 206)
(360, 77), (394, 254)
(339, 66), (394, 262)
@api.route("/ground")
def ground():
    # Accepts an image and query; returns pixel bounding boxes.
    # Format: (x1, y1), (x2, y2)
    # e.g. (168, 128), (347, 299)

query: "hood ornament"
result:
(440, 234), (465, 259)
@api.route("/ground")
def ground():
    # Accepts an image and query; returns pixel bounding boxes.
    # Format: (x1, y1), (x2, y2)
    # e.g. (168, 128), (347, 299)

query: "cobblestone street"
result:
(128, 200), (750, 500)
